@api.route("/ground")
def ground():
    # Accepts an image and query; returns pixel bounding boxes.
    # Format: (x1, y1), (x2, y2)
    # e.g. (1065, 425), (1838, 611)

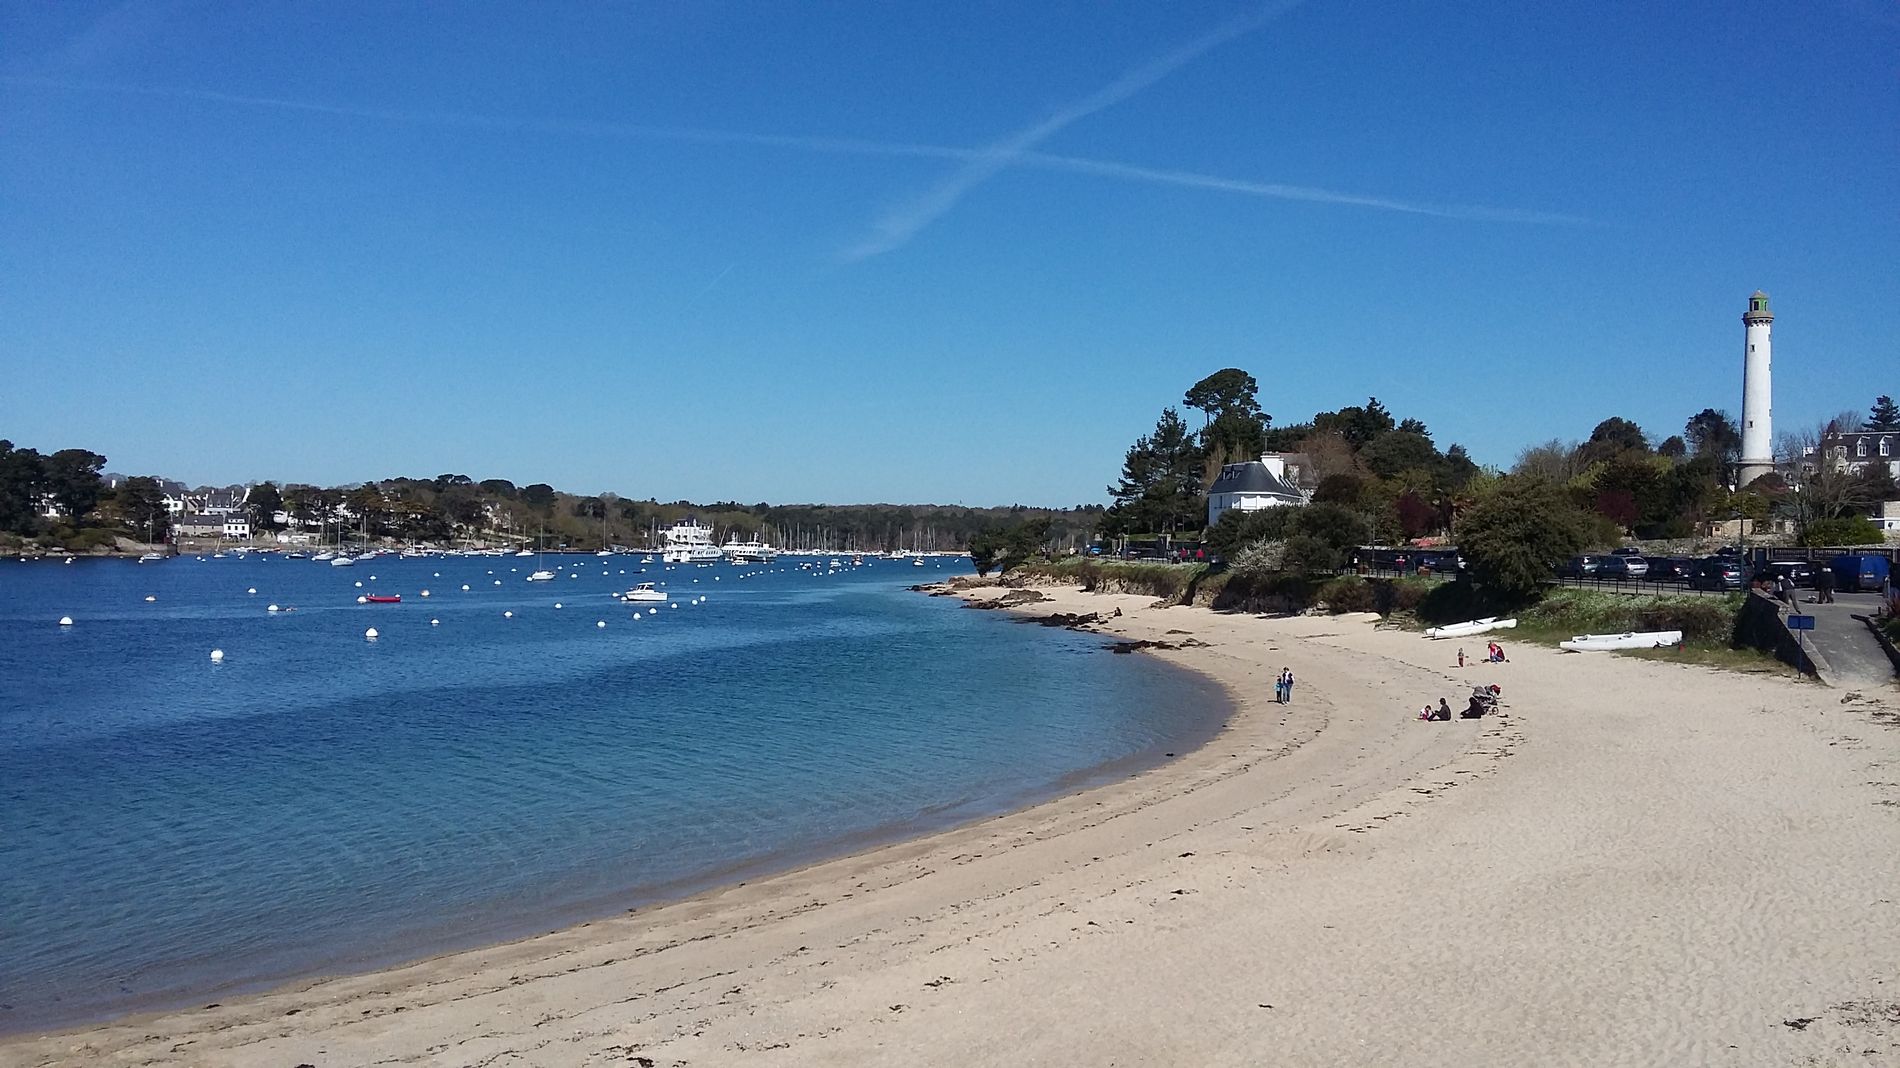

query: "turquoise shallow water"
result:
(0, 552), (1224, 1033)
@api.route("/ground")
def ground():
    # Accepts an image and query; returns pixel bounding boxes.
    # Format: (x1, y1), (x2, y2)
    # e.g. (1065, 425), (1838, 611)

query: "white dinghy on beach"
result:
(1558, 630), (1683, 652)
(1425, 617), (1518, 640)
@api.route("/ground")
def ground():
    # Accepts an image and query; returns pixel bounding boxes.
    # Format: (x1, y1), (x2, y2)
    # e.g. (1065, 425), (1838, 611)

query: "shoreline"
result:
(7, 584), (1898, 1065)
(0, 583), (1236, 1042)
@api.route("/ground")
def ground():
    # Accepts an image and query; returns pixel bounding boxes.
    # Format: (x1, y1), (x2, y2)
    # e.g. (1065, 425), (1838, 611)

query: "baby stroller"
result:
(1462, 684), (1500, 719)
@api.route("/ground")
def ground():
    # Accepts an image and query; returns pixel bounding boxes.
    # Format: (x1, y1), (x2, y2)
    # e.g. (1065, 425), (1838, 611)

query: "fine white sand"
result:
(6, 584), (1898, 1067)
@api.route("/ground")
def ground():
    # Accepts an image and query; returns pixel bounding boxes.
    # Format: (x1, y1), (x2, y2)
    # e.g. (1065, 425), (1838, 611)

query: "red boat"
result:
(364, 595), (402, 604)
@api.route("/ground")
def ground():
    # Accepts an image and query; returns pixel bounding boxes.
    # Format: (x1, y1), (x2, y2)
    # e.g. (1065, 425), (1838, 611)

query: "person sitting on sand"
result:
(1438, 698), (1452, 721)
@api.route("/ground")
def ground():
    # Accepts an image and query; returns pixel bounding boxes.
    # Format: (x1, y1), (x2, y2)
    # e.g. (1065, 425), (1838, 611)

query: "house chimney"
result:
(1260, 455), (1286, 480)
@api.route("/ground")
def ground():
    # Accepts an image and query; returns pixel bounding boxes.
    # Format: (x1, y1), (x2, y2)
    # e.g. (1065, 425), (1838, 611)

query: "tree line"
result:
(0, 442), (1104, 553)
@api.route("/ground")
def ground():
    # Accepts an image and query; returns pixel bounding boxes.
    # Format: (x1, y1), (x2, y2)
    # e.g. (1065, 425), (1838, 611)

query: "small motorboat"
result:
(526, 569), (556, 582)
(330, 556), (356, 567)
(621, 582), (667, 603)
(364, 594), (402, 604)
(138, 552), (165, 563)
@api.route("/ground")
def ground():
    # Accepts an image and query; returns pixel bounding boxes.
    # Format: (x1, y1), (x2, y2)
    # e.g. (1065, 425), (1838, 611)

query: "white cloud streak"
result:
(840, 3), (1302, 260)
(2, 70), (1591, 232)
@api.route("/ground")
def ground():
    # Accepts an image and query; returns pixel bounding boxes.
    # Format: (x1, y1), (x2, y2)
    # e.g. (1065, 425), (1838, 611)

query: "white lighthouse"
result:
(1737, 290), (1774, 487)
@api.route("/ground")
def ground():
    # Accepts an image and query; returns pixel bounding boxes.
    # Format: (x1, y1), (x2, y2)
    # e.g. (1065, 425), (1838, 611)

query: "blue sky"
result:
(3, 1), (1895, 506)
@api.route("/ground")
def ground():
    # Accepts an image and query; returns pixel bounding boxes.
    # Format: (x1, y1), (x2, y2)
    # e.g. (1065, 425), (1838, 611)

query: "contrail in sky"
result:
(2, 70), (1590, 231)
(840, 2), (1302, 260)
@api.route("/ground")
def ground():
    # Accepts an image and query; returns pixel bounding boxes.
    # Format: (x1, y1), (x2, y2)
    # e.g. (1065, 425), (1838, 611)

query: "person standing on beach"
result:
(1281, 668), (1295, 704)
(1272, 671), (1284, 704)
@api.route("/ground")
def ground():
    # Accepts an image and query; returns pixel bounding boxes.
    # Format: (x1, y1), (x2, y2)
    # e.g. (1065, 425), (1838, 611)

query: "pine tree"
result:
(1864, 395), (1900, 431)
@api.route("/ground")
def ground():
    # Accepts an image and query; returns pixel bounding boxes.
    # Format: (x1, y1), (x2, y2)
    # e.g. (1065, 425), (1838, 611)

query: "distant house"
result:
(223, 514), (252, 540)
(1875, 501), (1900, 533)
(174, 513), (225, 538)
(1821, 429), (1900, 482)
(1206, 453), (1314, 527)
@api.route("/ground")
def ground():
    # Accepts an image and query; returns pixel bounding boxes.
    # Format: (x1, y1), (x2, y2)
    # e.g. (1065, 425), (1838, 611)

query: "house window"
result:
(1857, 440), (1868, 457)
(1749, 344), (1755, 352)
(1882, 437), (1893, 457)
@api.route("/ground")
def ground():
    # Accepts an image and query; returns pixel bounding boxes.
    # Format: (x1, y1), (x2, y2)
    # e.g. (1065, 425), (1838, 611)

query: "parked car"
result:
(1560, 554), (1609, 578)
(1610, 546), (1643, 556)
(1689, 558), (1747, 591)
(1417, 550), (1464, 575)
(1599, 555), (1650, 579)
(1758, 561), (1817, 588)
(1644, 557), (1696, 582)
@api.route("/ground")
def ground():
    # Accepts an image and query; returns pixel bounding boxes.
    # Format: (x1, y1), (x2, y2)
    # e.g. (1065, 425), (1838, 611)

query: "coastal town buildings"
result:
(1205, 452), (1313, 527)
(1819, 428), (1900, 482)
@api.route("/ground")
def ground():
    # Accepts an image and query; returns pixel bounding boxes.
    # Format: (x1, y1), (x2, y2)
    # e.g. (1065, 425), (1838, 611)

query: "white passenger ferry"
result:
(661, 520), (723, 564)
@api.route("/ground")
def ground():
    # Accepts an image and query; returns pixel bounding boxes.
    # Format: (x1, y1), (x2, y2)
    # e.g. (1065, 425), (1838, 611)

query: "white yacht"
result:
(138, 552), (166, 564)
(661, 520), (723, 564)
(330, 556), (356, 567)
(526, 569), (556, 581)
(621, 582), (667, 603)
(720, 536), (779, 563)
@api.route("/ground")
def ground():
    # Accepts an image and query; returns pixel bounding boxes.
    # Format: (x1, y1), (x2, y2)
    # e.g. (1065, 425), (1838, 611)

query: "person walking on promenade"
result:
(1814, 564), (1835, 605)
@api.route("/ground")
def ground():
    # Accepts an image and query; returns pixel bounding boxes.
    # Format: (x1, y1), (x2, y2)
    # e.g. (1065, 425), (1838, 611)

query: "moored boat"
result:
(364, 594), (402, 604)
(621, 582), (667, 603)
(661, 520), (723, 564)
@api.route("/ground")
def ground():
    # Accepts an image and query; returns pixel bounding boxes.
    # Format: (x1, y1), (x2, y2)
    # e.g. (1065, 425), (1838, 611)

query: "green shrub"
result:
(1801, 516), (1884, 547)
(1415, 579), (1516, 625)
(1206, 508), (1297, 558)
(1282, 534), (1341, 573)
(1212, 570), (1315, 613)
(1517, 589), (1739, 644)
(1316, 576), (1376, 613)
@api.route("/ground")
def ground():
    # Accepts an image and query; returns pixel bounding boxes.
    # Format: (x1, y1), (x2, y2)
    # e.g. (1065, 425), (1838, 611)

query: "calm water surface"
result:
(0, 552), (1224, 1032)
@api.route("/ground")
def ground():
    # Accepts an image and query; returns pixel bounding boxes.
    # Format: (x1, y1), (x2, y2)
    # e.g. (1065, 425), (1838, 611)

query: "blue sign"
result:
(1786, 615), (1815, 631)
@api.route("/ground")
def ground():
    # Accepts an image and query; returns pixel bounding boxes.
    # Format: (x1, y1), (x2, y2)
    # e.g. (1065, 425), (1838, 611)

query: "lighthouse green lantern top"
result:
(1744, 290), (1772, 322)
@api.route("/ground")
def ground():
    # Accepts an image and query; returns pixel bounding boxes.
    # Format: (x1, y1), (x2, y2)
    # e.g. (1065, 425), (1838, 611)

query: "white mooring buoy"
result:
(596, 620), (606, 628)
(58, 616), (73, 626)
(364, 627), (379, 640)
(430, 618), (440, 626)
(504, 611), (514, 618)
(210, 649), (224, 662)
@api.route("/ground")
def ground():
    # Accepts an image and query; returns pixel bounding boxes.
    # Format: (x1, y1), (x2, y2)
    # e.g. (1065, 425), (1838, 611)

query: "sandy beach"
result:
(5, 583), (1898, 1067)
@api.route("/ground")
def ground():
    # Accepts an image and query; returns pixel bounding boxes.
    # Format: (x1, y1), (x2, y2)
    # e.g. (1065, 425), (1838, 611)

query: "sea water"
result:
(0, 553), (1224, 1032)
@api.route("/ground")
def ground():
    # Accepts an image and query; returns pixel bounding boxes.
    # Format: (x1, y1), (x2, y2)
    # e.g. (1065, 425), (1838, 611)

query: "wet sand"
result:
(5, 584), (1897, 1066)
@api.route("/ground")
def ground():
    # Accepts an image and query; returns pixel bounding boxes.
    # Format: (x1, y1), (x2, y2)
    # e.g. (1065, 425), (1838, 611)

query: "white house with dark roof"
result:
(1821, 429), (1900, 482)
(1206, 453), (1313, 527)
